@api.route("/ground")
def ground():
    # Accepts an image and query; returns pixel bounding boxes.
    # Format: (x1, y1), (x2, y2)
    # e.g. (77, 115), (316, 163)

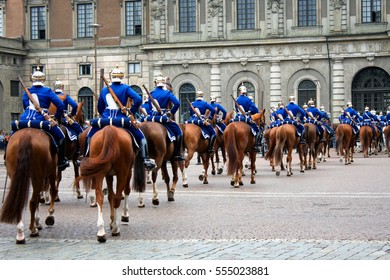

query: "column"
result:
(210, 62), (221, 102)
(332, 58), (345, 123)
(269, 60), (281, 108)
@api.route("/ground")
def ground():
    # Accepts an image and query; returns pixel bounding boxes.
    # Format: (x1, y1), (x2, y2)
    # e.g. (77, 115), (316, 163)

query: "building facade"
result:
(0, 0), (390, 130)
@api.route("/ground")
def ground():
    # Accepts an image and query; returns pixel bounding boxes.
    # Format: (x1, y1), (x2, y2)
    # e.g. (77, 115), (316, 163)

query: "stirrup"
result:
(174, 154), (186, 162)
(254, 146), (261, 153)
(58, 160), (70, 171)
(143, 158), (156, 171)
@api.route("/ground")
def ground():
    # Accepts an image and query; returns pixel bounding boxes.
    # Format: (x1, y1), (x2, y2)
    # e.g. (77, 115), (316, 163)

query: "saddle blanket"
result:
(231, 115), (256, 136)
(141, 116), (176, 142)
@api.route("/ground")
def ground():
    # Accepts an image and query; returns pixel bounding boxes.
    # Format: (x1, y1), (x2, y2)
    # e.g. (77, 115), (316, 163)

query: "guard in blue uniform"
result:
(19, 68), (69, 171)
(53, 79), (84, 164)
(319, 104), (334, 138)
(144, 75), (185, 161)
(210, 95), (227, 133)
(88, 66), (156, 170)
(233, 85), (261, 152)
(340, 101), (360, 135)
(370, 109), (382, 140)
(361, 106), (377, 136)
(306, 99), (325, 142)
(187, 90), (216, 153)
(285, 95), (307, 144)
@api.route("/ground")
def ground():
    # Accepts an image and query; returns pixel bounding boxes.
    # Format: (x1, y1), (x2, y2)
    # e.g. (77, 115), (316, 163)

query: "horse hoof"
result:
(103, 188), (108, 195)
(182, 184), (188, 188)
(77, 195), (84, 199)
(97, 235), (106, 243)
(300, 170), (305, 173)
(276, 171), (280, 176)
(121, 216), (129, 223)
(152, 199), (160, 206)
(168, 196), (175, 202)
(230, 181), (234, 186)
(251, 180), (255, 184)
(36, 223), (43, 231)
(55, 197), (61, 202)
(45, 215), (55, 226)
(287, 173), (291, 177)
(39, 197), (45, 204)
(234, 185), (240, 188)
(211, 170), (216, 175)
(203, 180), (208, 184)
(217, 168), (223, 174)
(199, 175), (204, 181)
(112, 231), (120, 237)
(147, 180), (152, 184)
(138, 203), (145, 208)
(90, 203), (97, 208)
(313, 167), (316, 170)
(239, 181), (243, 186)
(30, 230), (39, 237)
(16, 239), (26, 245)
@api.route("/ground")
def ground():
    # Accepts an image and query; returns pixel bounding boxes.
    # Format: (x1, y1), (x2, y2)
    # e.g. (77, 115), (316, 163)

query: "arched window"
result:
(236, 81), (255, 101)
(352, 67), (390, 114)
(179, 83), (196, 123)
(298, 80), (316, 107)
(78, 87), (94, 120)
(131, 85), (142, 96)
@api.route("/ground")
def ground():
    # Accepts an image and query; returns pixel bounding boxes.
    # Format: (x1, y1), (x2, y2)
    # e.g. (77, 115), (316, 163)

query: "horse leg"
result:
(181, 166), (189, 188)
(28, 191), (40, 237)
(298, 144), (305, 173)
(73, 163), (83, 199)
(15, 221), (26, 244)
(45, 173), (57, 226)
(286, 148), (293, 176)
(95, 176), (106, 243)
(250, 152), (256, 184)
(168, 161), (179, 202)
(146, 170), (152, 184)
(111, 175), (127, 236)
(210, 153), (216, 175)
(152, 169), (160, 205)
(201, 153), (209, 184)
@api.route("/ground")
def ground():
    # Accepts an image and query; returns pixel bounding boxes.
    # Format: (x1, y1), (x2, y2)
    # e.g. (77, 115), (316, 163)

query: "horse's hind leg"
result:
(28, 192), (40, 237)
(95, 176), (107, 243)
(167, 161), (179, 202)
(121, 174), (131, 223)
(45, 174), (57, 226)
(152, 169), (160, 205)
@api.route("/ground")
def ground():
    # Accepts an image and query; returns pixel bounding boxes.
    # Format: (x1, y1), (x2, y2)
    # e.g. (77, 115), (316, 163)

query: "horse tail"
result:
(0, 135), (32, 224)
(225, 126), (238, 175)
(132, 150), (146, 193)
(274, 126), (287, 167)
(335, 125), (344, 152)
(361, 126), (370, 150)
(264, 130), (275, 160)
(79, 126), (119, 192)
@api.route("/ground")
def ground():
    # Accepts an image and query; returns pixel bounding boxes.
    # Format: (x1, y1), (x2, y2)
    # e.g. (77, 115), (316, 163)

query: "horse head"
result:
(74, 101), (85, 125)
(252, 109), (266, 129)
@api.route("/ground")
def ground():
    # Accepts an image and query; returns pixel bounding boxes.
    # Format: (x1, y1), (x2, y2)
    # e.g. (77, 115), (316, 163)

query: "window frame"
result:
(361, 0), (382, 23)
(236, 0), (255, 30)
(30, 6), (46, 40)
(178, 0), (197, 33)
(297, 0), (317, 27)
(77, 2), (94, 38)
(128, 62), (141, 75)
(125, 0), (142, 36)
(79, 64), (92, 77)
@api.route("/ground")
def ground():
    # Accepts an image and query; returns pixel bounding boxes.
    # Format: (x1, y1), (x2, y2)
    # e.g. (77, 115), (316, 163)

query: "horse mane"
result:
(252, 109), (266, 128)
(74, 101), (85, 124)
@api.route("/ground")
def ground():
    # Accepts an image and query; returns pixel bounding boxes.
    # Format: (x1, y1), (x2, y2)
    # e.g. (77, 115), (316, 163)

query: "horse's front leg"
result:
(250, 152), (256, 184)
(286, 149), (293, 176)
(167, 161), (179, 202)
(200, 154), (209, 184)
(16, 221), (26, 244)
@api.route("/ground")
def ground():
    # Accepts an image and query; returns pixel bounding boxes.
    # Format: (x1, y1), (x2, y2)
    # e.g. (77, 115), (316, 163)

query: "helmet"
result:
(308, 99), (315, 106)
(111, 66), (124, 83)
(196, 89), (204, 99)
(364, 106), (369, 111)
(278, 101), (284, 108)
(239, 84), (247, 94)
(320, 104), (325, 111)
(288, 95), (295, 103)
(31, 67), (45, 86)
(53, 78), (64, 93)
(302, 103), (308, 110)
(346, 101), (352, 107)
(210, 95), (216, 102)
(371, 109), (376, 115)
(155, 75), (165, 87)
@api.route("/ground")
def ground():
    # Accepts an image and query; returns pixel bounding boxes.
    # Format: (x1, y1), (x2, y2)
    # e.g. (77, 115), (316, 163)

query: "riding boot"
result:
(57, 139), (69, 171)
(208, 134), (216, 154)
(140, 138), (156, 171)
(254, 133), (261, 153)
(74, 137), (81, 167)
(319, 132), (326, 143)
(174, 134), (186, 161)
(299, 129), (306, 144)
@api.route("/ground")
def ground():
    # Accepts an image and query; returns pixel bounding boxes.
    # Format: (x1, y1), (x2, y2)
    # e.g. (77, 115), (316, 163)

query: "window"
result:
(179, 0), (196, 32)
(237, 0), (255, 30)
(125, 0), (142, 35)
(298, 0), (316, 27)
(237, 81), (255, 100)
(79, 64), (92, 76)
(179, 83), (196, 123)
(10, 81), (20, 97)
(31, 6), (46, 40)
(78, 87), (94, 120)
(298, 80), (316, 107)
(362, 0), (381, 23)
(77, 3), (93, 38)
(11, 113), (20, 122)
(128, 62), (141, 74)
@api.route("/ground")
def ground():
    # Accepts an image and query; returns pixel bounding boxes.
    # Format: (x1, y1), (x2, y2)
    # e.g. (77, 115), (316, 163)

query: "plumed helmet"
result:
(308, 99), (315, 106)
(53, 78), (64, 92)
(278, 101), (284, 108)
(31, 67), (45, 86)
(364, 106), (369, 111)
(239, 84), (247, 94)
(346, 100), (352, 107)
(155, 75), (165, 87)
(196, 89), (204, 99)
(111, 66), (124, 83)
(302, 103), (308, 110)
(210, 95), (216, 102)
(371, 109), (376, 115)
(320, 104), (325, 111)
(288, 95), (295, 102)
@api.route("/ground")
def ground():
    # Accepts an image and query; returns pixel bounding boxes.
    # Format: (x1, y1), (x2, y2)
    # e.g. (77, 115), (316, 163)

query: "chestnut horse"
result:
(77, 125), (145, 243)
(359, 125), (373, 158)
(223, 110), (266, 187)
(139, 121), (179, 206)
(0, 129), (58, 244)
(384, 126), (390, 157)
(264, 126), (283, 172)
(335, 124), (356, 165)
(302, 123), (319, 170)
(273, 124), (305, 176)
(317, 126), (332, 162)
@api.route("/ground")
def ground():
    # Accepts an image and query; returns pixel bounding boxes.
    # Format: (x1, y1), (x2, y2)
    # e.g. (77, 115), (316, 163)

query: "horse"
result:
(273, 124), (305, 176)
(45, 100), (85, 203)
(359, 125), (373, 158)
(384, 125), (390, 157)
(264, 126), (284, 172)
(335, 124), (356, 165)
(76, 125), (145, 243)
(302, 123), (319, 170)
(223, 110), (265, 187)
(317, 126), (332, 162)
(138, 121), (179, 207)
(0, 129), (58, 244)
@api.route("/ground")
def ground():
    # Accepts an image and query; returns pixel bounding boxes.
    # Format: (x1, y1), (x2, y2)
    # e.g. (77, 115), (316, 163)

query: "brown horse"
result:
(264, 126), (284, 172)
(76, 125), (145, 243)
(273, 124), (305, 176)
(302, 123), (319, 170)
(335, 124), (355, 165)
(139, 121), (179, 206)
(0, 129), (58, 244)
(359, 125), (373, 158)
(317, 126), (332, 162)
(223, 110), (266, 187)
(384, 126), (390, 157)
(179, 123), (212, 187)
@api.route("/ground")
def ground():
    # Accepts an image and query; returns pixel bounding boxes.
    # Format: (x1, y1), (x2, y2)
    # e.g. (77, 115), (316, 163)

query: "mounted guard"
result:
(306, 99), (326, 142)
(210, 94), (227, 134)
(340, 101), (360, 136)
(284, 95), (307, 144)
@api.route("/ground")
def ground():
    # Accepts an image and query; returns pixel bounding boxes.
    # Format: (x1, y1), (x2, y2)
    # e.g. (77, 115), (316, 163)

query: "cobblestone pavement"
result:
(1, 149), (390, 261)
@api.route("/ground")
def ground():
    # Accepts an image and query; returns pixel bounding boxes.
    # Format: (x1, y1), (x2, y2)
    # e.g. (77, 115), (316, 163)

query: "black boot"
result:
(140, 138), (156, 171)
(74, 137), (81, 166)
(300, 129), (306, 144)
(254, 133), (261, 153)
(57, 139), (69, 171)
(208, 134), (216, 154)
(319, 131), (326, 143)
(174, 134), (186, 161)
